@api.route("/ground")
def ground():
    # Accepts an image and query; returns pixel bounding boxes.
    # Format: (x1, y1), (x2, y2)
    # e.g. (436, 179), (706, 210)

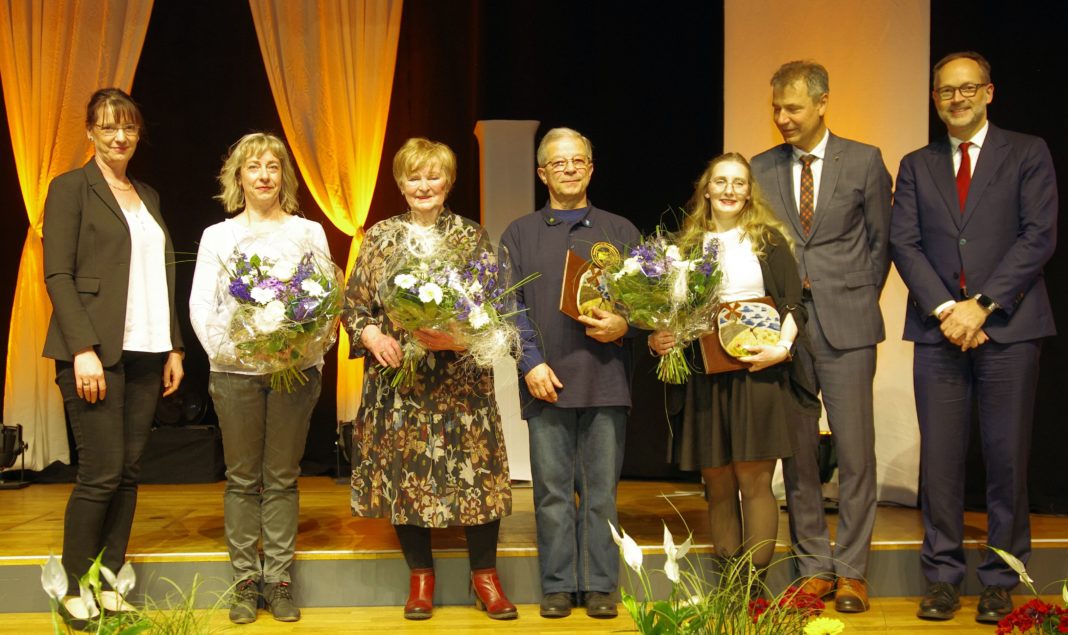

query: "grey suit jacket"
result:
(751, 133), (892, 350)
(42, 158), (183, 366)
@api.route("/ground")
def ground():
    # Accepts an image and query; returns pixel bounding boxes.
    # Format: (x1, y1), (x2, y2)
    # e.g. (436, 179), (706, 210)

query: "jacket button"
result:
(959, 238), (967, 245)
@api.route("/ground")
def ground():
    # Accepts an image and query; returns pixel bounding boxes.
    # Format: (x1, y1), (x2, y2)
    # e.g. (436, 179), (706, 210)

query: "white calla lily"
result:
(115, 562), (136, 596)
(608, 521), (643, 573)
(40, 555), (68, 601)
(988, 544), (1035, 593)
(662, 524), (692, 584)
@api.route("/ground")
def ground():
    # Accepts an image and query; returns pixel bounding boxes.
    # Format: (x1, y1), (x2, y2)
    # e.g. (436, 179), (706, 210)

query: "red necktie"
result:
(957, 141), (971, 293)
(799, 154), (816, 235)
(956, 141), (972, 212)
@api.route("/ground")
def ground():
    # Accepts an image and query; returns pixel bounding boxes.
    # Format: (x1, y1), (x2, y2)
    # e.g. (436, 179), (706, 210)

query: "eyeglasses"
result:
(934, 83), (989, 101)
(94, 124), (140, 139)
(709, 177), (750, 192)
(544, 157), (590, 173)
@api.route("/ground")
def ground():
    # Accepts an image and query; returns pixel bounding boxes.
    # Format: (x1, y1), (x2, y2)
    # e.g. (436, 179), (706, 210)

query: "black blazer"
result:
(42, 158), (183, 366)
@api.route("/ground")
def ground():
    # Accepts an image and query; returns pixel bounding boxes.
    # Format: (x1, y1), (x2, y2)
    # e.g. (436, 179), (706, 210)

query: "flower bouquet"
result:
(379, 224), (538, 388)
(604, 231), (721, 383)
(988, 545), (1068, 634)
(609, 521), (840, 634)
(224, 246), (342, 391)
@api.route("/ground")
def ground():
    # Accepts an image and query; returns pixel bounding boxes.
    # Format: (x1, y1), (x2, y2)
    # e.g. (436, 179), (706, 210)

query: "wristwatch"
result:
(973, 293), (999, 314)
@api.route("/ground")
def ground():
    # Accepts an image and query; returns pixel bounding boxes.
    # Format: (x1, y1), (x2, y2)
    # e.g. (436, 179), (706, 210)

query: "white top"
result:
(121, 200), (172, 352)
(791, 129), (831, 213)
(950, 120), (989, 177)
(189, 214), (331, 374)
(708, 228), (764, 301)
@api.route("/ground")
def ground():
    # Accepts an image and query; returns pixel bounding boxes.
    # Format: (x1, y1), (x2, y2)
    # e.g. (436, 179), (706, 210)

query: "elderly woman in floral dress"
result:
(343, 137), (515, 620)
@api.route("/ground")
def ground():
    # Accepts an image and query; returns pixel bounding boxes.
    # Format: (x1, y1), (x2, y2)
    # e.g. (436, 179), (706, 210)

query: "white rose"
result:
(253, 300), (287, 334)
(250, 285), (277, 305)
(670, 258), (693, 270)
(267, 258), (297, 281)
(665, 245), (681, 261)
(620, 257), (641, 275)
(394, 273), (418, 290)
(418, 282), (443, 305)
(300, 278), (326, 297)
(468, 305), (490, 329)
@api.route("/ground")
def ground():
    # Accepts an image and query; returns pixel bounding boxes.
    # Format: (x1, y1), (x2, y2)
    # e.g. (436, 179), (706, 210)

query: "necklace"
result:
(107, 179), (134, 192)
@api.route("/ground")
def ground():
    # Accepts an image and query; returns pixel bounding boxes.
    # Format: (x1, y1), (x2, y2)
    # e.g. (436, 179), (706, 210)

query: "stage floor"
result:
(3, 477), (1067, 564)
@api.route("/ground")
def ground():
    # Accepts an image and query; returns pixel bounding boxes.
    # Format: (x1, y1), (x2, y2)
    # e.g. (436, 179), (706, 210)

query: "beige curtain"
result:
(0, 0), (154, 470)
(248, 0), (403, 422)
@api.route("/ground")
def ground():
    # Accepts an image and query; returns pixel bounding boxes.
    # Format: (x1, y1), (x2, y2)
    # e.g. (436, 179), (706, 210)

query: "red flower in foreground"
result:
(996, 599), (1068, 634)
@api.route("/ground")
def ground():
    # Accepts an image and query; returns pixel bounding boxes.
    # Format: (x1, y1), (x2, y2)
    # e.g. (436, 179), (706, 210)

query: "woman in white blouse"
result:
(190, 133), (330, 625)
(650, 153), (812, 594)
(43, 88), (184, 610)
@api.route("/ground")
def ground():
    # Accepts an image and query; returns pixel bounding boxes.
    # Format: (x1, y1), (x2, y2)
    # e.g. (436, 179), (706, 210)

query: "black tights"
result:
(393, 520), (500, 570)
(702, 459), (779, 568)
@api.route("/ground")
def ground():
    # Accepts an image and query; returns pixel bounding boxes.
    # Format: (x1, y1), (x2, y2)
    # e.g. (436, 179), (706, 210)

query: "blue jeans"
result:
(528, 405), (627, 595)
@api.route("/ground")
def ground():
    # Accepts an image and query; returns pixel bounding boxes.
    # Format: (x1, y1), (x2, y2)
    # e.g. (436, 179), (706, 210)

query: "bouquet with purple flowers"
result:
(379, 224), (537, 388)
(224, 247), (342, 391)
(604, 231), (722, 383)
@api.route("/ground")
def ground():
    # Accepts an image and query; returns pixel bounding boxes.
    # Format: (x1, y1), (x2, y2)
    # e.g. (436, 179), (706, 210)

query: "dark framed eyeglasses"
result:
(934, 83), (989, 101)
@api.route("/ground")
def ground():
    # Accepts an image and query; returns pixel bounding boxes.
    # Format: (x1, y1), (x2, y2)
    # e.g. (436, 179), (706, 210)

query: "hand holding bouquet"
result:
(379, 225), (537, 388)
(604, 231), (721, 383)
(224, 246), (342, 391)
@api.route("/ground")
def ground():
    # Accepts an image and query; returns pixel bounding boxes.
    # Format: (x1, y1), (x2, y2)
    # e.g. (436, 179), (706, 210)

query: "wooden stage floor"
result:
(2, 478), (1067, 634)
(3, 477), (1066, 563)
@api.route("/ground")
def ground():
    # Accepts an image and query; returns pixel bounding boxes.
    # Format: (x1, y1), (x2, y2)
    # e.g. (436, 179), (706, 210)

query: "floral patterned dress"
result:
(343, 210), (512, 528)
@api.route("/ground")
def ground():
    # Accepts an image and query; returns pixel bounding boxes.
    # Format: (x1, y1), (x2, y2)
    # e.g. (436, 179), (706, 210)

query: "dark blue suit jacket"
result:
(890, 123), (1057, 344)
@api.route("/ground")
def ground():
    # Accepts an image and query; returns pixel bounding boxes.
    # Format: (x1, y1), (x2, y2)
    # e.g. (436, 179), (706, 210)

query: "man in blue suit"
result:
(890, 51), (1057, 624)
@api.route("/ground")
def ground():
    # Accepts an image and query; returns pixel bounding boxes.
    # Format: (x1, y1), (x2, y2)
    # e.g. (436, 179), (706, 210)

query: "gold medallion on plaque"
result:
(589, 242), (621, 269)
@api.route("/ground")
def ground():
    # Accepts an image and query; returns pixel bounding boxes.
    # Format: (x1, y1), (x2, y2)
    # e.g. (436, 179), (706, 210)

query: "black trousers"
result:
(56, 351), (166, 586)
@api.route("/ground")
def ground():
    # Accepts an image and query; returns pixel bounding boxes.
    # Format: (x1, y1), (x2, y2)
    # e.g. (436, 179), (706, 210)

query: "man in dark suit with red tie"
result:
(890, 51), (1057, 624)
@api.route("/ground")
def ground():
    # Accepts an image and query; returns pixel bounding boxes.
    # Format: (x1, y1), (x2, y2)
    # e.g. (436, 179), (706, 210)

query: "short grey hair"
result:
(536, 127), (594, 166)
(771, 60), (829, 100)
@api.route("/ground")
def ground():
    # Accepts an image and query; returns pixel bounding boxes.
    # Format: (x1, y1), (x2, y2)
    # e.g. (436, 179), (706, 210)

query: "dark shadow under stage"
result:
(2, 477), (1066, 615)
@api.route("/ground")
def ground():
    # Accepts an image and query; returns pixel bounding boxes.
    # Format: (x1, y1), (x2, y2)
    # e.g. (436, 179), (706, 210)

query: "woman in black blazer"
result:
(42, 88), (184, 604)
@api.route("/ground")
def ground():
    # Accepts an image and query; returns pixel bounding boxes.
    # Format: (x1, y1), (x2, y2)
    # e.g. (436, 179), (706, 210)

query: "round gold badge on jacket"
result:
(590, 242), (621, 268)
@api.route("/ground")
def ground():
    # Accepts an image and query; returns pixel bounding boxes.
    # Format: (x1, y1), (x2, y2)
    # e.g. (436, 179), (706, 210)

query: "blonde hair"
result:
(536, 127), (593, 166)
(680, 152), (794, 256)
(392, 138), (457, 190)
(215, 133), (300, 214)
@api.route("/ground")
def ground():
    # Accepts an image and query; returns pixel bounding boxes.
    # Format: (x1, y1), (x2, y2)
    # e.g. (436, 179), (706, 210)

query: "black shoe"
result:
(584, 591), (618, 618)
(916, 581), (960, 620)
(976, 586), (1012, 624)
(539, 592), (572, 618)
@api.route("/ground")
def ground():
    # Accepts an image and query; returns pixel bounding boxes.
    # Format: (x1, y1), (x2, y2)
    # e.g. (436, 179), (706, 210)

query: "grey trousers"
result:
(782, 304), (878, 580)
(209, 369), (321, 583)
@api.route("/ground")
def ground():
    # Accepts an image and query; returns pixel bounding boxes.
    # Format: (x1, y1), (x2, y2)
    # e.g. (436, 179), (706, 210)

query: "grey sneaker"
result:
(229, 578), (259, 624)
(264, 581), (301, 622)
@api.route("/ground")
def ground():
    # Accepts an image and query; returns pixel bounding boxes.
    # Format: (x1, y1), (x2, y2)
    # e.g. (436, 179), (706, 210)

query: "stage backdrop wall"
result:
(724, 0), (931, 506)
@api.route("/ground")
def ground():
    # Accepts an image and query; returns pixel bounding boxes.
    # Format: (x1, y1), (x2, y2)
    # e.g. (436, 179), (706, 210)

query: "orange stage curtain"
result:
(0, 0), (154, 470)
(248, 0), (403, 423)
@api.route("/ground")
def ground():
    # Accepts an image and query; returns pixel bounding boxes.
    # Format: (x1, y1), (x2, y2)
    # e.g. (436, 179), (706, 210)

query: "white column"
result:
(474, 119), (540, 481)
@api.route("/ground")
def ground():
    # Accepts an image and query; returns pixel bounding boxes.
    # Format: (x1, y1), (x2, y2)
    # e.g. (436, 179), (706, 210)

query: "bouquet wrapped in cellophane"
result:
(379, 222), (538, 388)
(222, 243), (342, 391)
(603, 231), (721, 383)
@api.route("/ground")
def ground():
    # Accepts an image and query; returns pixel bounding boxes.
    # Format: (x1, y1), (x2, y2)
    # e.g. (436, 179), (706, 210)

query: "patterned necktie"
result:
(956, 141), (972, 213)
(799, 154), (816, 235)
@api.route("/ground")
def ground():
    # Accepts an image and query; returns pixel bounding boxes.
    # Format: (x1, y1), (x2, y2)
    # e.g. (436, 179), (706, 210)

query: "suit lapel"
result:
(810, 133), (842, 238)
(961, 124), (1008, 229)
(921, 139), (962, 230)
(83, 159), (130, 231)
(774, 146), (806, 241)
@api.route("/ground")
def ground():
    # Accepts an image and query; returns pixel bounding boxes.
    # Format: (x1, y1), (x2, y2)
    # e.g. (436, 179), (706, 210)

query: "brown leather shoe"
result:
(834, 577), (870, 613)
(799, 576), (836, 600)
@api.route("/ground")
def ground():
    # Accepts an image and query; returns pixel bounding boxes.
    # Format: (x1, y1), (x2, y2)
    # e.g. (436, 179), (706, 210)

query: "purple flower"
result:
(229, 278), (253, 302)
(291, 296), (321, 321)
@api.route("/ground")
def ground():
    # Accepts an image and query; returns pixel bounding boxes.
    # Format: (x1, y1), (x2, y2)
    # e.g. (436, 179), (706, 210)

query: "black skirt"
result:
(669, 364), (795, 470)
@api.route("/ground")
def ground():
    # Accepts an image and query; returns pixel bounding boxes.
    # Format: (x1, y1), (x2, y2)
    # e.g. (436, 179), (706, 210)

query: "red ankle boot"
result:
(404, 568), (434, 620)
(471, 568), (518, 619)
